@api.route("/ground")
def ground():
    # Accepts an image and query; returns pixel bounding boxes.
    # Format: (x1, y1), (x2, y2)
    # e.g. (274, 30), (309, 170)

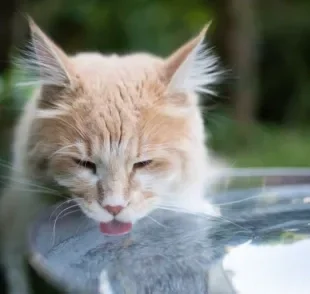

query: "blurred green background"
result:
(2, 0), (310, 169)
(1, 0), (310, 293)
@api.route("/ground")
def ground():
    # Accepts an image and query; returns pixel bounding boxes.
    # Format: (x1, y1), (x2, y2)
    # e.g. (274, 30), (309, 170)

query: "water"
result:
(28, 184), (310, 294)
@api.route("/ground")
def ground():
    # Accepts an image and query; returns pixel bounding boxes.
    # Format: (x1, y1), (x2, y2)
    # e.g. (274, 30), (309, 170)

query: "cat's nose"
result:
(104, 205), (124, 216)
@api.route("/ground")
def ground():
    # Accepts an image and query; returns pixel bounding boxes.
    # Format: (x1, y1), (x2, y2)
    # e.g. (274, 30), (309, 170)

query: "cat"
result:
(0, 18), (224, 294)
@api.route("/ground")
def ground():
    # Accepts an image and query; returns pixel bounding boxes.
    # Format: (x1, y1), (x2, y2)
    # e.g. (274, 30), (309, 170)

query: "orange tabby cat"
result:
(0, 18), (224, 294)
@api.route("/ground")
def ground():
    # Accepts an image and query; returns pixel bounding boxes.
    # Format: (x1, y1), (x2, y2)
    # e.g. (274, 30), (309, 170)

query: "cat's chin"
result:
(99, 220), (133, 236)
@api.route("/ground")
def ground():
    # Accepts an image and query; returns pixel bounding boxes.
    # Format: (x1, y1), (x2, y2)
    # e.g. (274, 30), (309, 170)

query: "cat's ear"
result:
(164, 23), (219, 96)
(23, 17), (76, 88)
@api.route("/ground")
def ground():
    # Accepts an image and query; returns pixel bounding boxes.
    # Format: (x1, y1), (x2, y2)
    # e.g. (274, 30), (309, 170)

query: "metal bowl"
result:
(28, 168), (310, 294)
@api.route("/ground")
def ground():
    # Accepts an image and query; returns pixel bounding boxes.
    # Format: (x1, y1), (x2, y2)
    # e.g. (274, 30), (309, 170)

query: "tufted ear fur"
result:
(164, 22), (220, 97)
(17, 17), (76, 88)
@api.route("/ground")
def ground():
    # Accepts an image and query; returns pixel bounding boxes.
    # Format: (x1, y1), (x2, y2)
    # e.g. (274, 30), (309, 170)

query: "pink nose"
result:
(104, 205), (124, 216)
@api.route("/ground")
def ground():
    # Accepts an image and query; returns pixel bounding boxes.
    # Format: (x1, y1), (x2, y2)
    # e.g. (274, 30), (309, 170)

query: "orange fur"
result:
(0, 19), (225, 294)
(12, 20), (223, 226)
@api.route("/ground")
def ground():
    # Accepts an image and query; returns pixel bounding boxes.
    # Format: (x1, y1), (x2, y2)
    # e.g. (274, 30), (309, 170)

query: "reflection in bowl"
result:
(28, 169), (310, 294)
(219, 238), (310, 294)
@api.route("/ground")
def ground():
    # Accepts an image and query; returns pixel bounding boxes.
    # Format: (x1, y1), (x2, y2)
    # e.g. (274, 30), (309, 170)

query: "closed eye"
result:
(134, 160), (153, 169)
(73, 158), (97, 174)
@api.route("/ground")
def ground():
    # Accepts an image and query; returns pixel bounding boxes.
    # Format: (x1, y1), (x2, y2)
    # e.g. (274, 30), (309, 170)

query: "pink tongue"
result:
(100, 220), (132, 236)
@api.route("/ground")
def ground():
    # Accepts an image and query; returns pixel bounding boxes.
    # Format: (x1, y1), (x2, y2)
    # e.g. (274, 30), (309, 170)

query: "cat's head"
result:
(22, 19), (222, 227)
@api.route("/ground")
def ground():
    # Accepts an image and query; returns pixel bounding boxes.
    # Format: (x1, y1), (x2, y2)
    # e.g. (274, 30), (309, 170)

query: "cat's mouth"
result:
(100, 220), (132, 236)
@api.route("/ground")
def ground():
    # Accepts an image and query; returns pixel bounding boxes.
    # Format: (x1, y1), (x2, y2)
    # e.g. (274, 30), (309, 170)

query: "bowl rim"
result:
(220, 167), (310, 177)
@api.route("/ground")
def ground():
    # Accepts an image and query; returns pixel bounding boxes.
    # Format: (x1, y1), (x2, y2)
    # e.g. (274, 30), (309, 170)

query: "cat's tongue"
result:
(100, 220), (132, 236)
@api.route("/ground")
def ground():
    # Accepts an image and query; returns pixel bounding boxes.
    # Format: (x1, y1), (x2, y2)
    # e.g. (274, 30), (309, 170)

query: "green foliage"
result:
(2, 0), (310, 168)
(27, 0), (212, 56)
(209, 114), (310, 167)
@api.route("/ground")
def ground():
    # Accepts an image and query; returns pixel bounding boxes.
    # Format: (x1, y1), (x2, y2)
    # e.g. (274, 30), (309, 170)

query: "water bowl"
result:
(28, 168), (310, 294)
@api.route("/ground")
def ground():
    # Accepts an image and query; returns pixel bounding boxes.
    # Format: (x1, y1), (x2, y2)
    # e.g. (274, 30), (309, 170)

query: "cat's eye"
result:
(134, 160), (153, 169)
(73, 158), (97, 174)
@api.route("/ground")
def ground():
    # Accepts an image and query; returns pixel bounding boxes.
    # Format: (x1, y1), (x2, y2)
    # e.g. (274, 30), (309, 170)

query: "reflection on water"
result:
(207, 183), (310, 294)
(29, 181), (310, 294)
(218, 237), (310, 294)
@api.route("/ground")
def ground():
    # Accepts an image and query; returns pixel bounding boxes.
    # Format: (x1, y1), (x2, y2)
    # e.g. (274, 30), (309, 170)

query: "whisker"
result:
(0, 174), (58, 193)
(0, 180), (65, 197)
(58, 209), (81, 220)
(51, 204), (80, 246)
(213, 192), (268, 206)
(75, 218), (90, 235)
(127, 206), (168, 229)
(157, 205), (202, 215)
(50, 209), (81, 246)
(146, 215), (168, 228)
(157, 204), (251, 233)
(0, 162), (25, 175)
(49, 199), (75, 221)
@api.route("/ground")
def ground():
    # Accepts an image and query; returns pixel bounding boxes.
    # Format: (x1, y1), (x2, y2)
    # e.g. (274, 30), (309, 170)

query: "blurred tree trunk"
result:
(230, 0), (258, 126)
(212, 0), (259, 128)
